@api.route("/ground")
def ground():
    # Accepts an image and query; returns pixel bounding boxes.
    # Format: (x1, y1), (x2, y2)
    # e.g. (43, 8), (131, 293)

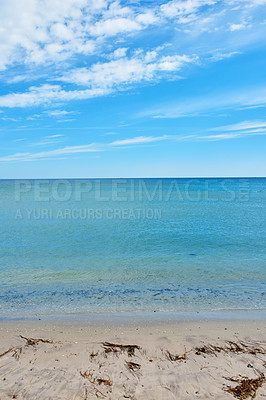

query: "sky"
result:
(0, 0), (266, 178)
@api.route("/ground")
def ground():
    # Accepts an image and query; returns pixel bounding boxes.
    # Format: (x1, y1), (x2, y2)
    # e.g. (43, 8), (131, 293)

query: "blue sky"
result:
(0, 0), (266, 178)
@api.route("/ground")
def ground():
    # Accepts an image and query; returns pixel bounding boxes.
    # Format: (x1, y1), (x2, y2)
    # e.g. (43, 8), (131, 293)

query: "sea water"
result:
(0, 178), (265, 317)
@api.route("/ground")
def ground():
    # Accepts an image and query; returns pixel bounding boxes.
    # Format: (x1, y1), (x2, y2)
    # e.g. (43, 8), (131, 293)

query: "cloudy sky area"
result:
(0, 0), (266, 177)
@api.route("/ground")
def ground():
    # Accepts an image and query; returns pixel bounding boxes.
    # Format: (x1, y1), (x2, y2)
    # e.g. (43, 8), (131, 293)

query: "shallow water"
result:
(0, 178), (265, 316)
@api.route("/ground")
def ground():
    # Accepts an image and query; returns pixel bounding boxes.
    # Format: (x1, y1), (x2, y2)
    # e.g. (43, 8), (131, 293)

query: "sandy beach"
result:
(0, 316), (265, 400)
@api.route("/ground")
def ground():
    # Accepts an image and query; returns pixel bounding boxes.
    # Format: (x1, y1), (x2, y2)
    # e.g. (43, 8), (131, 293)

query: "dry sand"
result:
(0, 317), (265, 400)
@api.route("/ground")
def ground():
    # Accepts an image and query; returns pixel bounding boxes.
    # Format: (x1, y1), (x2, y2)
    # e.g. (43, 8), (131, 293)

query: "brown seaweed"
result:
(12, 347), (22, 360)
(194, 341), (266, 357)
(90, 351), (99, 360)
(225, 341), (266, 355)
(102, 342), (141, 357)
(83, 387), (88, 400)
(0, 347), (15, 358)
(195, 344), (223, 356)
(19, 335), (53, 346)
(126, 361), (141, 372)
(165, 350), (187, 362)
(225, 373), (265, 399)
(80, 370), (112, 386)
(96, 378), (112, 386)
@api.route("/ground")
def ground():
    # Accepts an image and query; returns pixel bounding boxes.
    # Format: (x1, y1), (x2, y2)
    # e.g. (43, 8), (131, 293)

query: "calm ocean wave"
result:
(0, 178), (265, 316)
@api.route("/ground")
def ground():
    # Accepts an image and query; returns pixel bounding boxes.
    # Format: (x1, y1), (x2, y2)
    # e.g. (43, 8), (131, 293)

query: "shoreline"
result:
(1, 309), (266, 325)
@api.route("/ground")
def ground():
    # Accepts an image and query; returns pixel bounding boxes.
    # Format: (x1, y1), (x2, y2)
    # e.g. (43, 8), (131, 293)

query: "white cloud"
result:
(7, 75), (38, 84)
(46, 110), (75, 118)
(61, 58), (153, 87)
(89, 18), (142, 36)
(1, 116), (19, 122)
(160, 0), (216, 19)
(230, 23), (246, 31)
(0, 0), (161, 70)
(199, 133), (241, 140)
(26, 114), (42, 120)
(0, 84), (111, 107)
(29, 133), (65, 146)
(60, 52), (195, 89)
(112, 47), (128, 59)
(30, 139), (64, 146)
(210, 51), (240, 61)
(0, 135), (171, 162)
(0, 144), (101, 162)
(141, 86), (266, 118)
(46, 134), (63, 138)
(0, 0), (257, 71)
(199, 129), (266, 140)
(110, 135), (169, 146)
(0, 0), (265, 112)
(102, 1), (131, 18)
(0, 0), (94, 69)
(0, 85), (61, 107)
(242, 0), (266, 6)
(0, 0), (172, 70)
(158, 55), (195, 71)
(0, 52), (195, 107)
(136, 11), (158, 25)
(211, 120), (266, 131)
(1, 128), (266, 162)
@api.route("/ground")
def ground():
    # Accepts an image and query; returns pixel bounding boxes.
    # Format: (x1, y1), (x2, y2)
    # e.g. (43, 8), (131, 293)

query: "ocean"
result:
(0, 178), (265, 317)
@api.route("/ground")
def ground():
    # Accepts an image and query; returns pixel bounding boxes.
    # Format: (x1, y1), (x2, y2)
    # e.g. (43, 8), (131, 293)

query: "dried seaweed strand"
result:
(19, 335), (53, 346)
(166, 350), (187, 362)
(102, 342), (141, 357)
(225, 373), (265, 399)
(0, 347), (15, 358)
(126, 361), (141, 372)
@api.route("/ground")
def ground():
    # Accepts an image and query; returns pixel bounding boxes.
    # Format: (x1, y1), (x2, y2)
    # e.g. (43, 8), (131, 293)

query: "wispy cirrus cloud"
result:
(1, 126), (266, 162)
(1, 116), (19, 122)
(110, 135), (169, 146)
(45, 134), (63, 138)
(198, 129), (266, 141)
(210, 51), (241, 62)
(29, 136), (64, 147)
(211, 120), (266, 131)
(46, 110), (75, 118)
(0, 144), (101, 162)
(140, 86), (266, 118)
(199, 133), (244, 141)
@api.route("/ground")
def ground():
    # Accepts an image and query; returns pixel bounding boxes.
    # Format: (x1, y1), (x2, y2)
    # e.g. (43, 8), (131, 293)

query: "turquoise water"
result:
(0, 178), (265, 317)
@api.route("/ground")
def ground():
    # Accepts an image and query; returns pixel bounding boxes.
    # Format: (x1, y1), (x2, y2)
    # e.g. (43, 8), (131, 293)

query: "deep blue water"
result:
(0, 178), (265, 317)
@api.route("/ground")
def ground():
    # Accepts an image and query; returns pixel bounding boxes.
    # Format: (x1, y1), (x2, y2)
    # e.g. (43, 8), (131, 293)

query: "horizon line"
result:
(0, 176), (265, 180)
